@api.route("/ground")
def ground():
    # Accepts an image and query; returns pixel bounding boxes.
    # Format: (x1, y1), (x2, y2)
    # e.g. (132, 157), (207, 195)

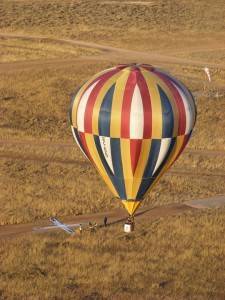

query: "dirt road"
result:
(0, 202), (193, 239)
(1, 194), (224, 239)
(1, 138), (225, 156)
(1, 150), (225, 178)
(1, 138), (225, 179)
(1, 32), (225, 73)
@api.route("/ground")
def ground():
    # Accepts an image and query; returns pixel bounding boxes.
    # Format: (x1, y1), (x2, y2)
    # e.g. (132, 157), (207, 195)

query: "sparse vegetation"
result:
(0, 37), (100, 62)
(0, 0), (225, 298)
(0, 0), (225, 50)
(0, 209), (225, 299)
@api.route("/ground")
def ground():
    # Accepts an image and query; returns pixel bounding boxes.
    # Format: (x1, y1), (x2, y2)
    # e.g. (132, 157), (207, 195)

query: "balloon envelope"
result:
(69, 64), (196, 215)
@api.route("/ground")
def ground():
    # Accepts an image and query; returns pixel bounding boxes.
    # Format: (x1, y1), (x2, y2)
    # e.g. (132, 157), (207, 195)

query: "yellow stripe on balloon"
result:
(140, 68), (162, 139)
(84, 133), (119, 197)
(132, 139), (151, 199)
(164, 135), (185, 170)
(110, 69), (131, 138)
(120, 139), (133, 199)
(71, 68), (112, 128)
(122, 200), (141, 215)
(92, 71), (123, 135)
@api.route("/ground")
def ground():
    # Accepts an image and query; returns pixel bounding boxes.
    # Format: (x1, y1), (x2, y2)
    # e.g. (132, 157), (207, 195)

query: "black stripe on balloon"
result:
(98, 84), (115, 137)
(94, 135), (124, 198)
(110, 138), (127, 199)
(136, 139), (161, 199)
(158, 85), (174, 138)
(136, 137), (176, 199)
(143, 139), (161, 179)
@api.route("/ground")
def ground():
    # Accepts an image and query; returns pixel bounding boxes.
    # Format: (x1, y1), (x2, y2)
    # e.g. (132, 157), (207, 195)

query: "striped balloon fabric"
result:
(69, 64), (196, 215)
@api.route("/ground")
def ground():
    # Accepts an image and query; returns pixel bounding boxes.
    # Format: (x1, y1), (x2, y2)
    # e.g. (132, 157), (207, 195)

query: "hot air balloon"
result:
(69, 63), (196, 230)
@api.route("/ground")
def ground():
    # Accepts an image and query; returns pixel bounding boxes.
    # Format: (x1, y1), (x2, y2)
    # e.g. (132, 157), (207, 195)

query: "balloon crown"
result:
(116, 63), (155, 71)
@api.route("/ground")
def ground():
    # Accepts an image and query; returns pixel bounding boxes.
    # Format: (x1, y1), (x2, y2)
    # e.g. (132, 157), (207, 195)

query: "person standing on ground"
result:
(104, 216), (108, 227)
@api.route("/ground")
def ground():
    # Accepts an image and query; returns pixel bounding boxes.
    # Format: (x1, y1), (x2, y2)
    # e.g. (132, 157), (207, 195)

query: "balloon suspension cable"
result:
(126, 214), (135, 225)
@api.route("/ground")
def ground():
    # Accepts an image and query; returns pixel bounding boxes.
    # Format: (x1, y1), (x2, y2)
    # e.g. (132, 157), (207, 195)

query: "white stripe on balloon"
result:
(77, 80), (99, 132)
(99, 136), (115, 174)
(171, 82), (194, 135)
(152, 138), (171, 176)
(130, 85), (144, 139)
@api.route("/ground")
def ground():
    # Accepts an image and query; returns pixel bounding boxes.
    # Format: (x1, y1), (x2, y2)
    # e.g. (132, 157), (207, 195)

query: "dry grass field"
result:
(1, 209), (225, 299)
(0, 36), (100, 62)
(0, 0), (225, 299)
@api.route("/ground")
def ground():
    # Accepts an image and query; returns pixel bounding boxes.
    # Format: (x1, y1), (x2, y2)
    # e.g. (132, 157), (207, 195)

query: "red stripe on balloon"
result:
(154, 71), (186, 135)
(75, 71), (111, 113)
(121, 70), (137, 138)
(130, 139), (142, 175)
(137, 71), (152, 138)
(84, 69), (119, 133)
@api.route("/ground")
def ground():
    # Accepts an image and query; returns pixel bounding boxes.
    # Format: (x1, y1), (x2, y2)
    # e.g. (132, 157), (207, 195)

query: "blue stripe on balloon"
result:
(94, 136), (126, 199)
(136, 138), (177, 199)
(136, 139), (161, 199)
(143, 139), (161, 178)
(136, 178), (155, 200)
(110, 138), (127, 199)
(158, 85), (174, 138)
(98, 84), (115, 137)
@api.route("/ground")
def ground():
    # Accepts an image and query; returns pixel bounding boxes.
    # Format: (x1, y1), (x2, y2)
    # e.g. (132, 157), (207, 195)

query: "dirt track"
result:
(1, 32), (225, 73)
(1, 137), (225, 179)
(1, 150), (225, 179)
(1, 138), (225, 156)
(1, 195), (224, 239)
(0, 202), (193, 239)
(1, 138), (225, 180)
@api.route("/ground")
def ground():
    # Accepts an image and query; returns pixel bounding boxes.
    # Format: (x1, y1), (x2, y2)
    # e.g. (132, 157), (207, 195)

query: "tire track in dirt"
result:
(0, 152), (86, 166)
(0, 203), (194, 239)
(165, 45), (225, 56)
(1, 33), (225, 73)
(1, 151), (225, 178)
(0, 57), (105, 73)
(1, 195), (225, 239)
(1, 138), (225, 156)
